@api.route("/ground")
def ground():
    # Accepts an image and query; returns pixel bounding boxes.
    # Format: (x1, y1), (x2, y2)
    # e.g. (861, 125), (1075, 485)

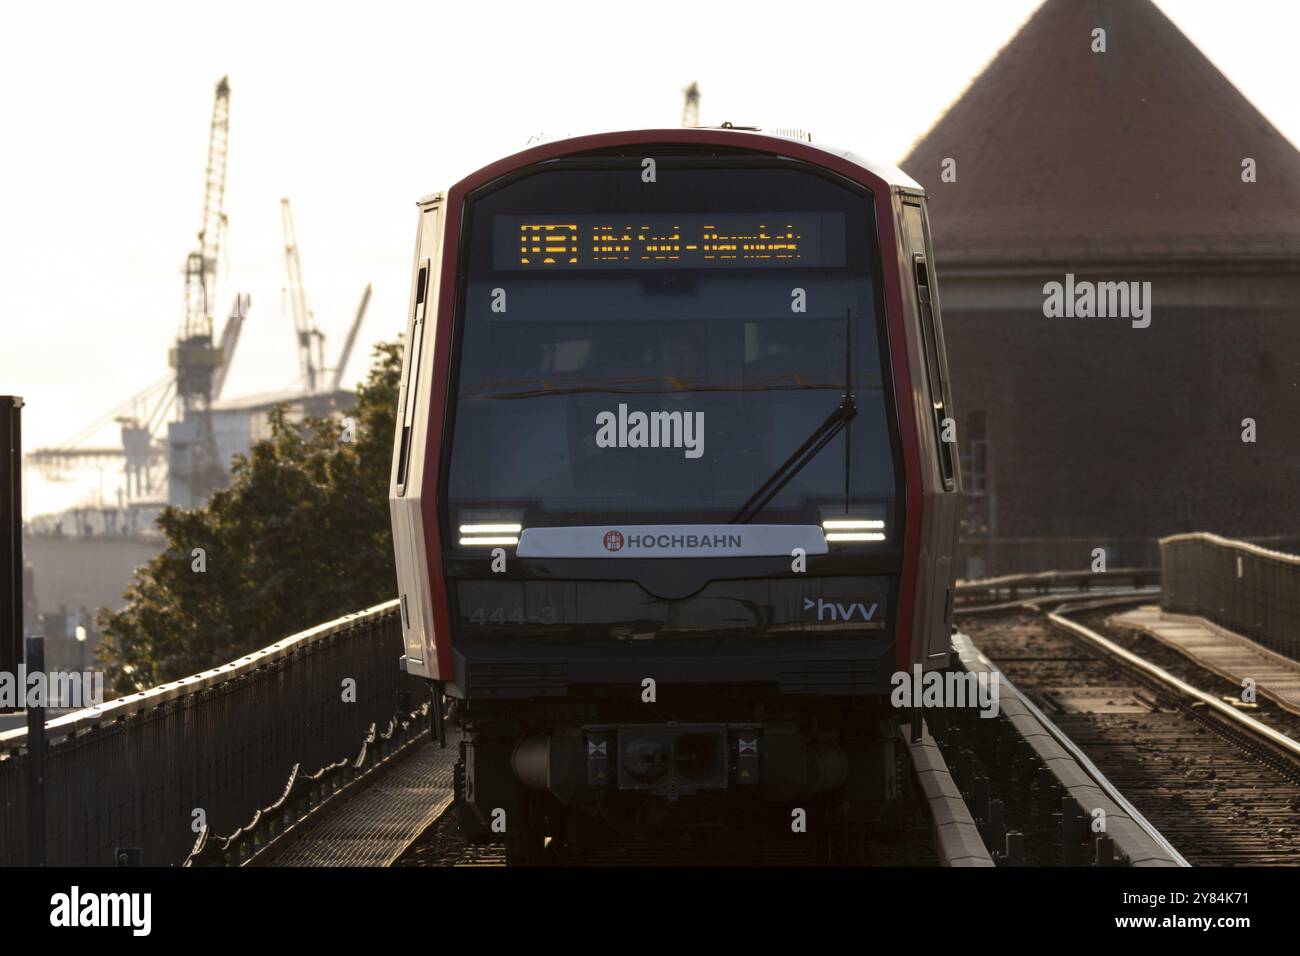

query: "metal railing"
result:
(958, 537), (1164, 577)
(958, 535), (1300, 578)
(1160, 532), (1300, 661)
(956, 567), (1160, 608)
(0, 599), (423, 866)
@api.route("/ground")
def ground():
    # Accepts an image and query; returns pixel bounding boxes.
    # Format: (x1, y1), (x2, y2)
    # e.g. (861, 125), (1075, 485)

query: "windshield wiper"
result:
(732, 308), (858, 524)
(730, 395), (856, 524)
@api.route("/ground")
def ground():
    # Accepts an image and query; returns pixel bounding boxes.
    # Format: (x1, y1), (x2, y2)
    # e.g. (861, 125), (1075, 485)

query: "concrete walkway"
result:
(1110, 606), (1300, 715)
(273, 736), (459, 867)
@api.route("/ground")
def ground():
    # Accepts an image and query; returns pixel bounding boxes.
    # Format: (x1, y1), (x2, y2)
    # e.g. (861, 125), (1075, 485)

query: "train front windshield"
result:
(449, 158), (899, 539)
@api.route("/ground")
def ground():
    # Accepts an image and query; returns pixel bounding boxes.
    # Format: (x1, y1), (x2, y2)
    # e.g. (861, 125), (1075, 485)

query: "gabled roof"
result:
(902, 0), (1300, 262)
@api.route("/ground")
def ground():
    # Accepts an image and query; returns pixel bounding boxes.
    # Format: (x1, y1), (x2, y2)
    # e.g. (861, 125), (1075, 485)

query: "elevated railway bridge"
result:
(3, 532), (1298, 870)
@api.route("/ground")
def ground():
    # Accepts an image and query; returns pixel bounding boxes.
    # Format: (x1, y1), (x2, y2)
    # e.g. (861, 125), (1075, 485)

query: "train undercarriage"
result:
(448, 691), (904, 865)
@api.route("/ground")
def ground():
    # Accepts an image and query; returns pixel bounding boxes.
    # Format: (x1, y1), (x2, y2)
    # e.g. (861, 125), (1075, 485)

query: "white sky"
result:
(3, 0), (1298, 516)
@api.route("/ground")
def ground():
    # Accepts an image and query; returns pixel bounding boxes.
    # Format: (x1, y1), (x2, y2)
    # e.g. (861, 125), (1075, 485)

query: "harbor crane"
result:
(281, 197), (371, 393)
(330, 284), (372, 392)
(280, 197), (328, 393)
(31, 76), (246, 507)
(168, 75), (235, 503)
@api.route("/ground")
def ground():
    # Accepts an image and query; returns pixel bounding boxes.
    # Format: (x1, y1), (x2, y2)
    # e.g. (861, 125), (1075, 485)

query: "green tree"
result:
(97, 340), (403, 695)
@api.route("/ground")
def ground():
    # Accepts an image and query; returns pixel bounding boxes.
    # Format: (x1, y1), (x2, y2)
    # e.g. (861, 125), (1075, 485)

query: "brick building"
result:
(901, 0), (1300, 575)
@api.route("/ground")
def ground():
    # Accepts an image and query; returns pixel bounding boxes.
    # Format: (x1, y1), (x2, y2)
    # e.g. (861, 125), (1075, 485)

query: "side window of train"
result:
(903, 202), (956, 491)
(395, 258), (431, 495)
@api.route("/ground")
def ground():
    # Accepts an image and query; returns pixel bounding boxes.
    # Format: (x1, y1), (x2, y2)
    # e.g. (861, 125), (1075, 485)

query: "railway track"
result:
(959, 596), (1300, 865)
(398, 809), (943, 867)
(395, 749), (947, 867)
(279, 584), (1295, 867)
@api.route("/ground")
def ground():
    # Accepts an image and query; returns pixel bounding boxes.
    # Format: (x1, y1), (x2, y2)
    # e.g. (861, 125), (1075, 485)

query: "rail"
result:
(1160, 532), (1300, 662)
(0, 599), (423, 866)
(948, 631), (1187, 867)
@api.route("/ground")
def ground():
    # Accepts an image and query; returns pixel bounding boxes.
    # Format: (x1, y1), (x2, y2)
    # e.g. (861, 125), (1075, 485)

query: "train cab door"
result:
(900, 196), (961, 666)
(391, 195), (446, 680)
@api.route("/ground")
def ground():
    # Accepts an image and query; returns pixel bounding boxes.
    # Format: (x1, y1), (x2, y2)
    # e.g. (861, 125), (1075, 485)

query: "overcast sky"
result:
(3, 0), (1297, 516)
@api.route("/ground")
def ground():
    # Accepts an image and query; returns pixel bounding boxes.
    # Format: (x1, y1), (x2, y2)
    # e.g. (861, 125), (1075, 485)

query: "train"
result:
(389, 126), (960, 863)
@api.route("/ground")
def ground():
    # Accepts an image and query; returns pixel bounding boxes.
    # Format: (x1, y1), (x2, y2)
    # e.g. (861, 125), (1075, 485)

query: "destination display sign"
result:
(493, 213), (845, 270)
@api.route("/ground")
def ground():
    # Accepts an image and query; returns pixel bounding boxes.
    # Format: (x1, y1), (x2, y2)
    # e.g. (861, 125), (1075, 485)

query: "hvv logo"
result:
(804, 598), (878, 622)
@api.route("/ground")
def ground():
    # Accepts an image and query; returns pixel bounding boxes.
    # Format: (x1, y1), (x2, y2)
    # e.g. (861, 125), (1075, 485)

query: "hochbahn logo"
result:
(595, 403), (704, 459)
(604, 529), (743, 552)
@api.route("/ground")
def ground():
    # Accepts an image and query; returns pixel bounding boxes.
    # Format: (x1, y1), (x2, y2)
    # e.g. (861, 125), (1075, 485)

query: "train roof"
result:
(421, 127), (922, 205)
